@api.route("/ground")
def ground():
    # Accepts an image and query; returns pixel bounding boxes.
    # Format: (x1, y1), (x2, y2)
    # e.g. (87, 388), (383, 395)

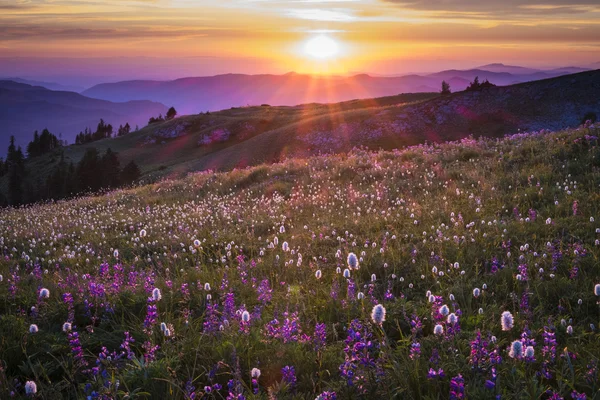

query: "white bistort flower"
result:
(371, 304), (386, 325)
(501, 311), (514, 331)
(347, 252), (359, 269)
(241, 311), (250, 322)
(509, 340), (523, 358)
(62, 322), (72, 332)
(25, 381), (37, 395)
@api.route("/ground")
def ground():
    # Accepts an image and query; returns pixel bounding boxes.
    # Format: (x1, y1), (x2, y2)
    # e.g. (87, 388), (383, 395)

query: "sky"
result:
(1, 0), (599, 86)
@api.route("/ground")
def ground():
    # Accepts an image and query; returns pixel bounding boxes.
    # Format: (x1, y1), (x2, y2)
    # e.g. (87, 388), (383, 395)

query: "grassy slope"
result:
(4, 69), (600, 194)
(9, 92), (437, 187)
(0, 125), (599, 398)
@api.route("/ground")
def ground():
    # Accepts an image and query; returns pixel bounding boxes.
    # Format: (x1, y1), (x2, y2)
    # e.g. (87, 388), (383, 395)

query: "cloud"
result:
(382, 0), (600, 16)
(0, 24), (265, 41)
(286, 8), (356, 21)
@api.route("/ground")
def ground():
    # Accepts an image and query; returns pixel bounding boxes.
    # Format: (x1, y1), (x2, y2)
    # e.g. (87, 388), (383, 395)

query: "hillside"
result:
(0, 123), (599, 398)
(82, 67), (588, 114)
(0, 80), (167, 152)
(43, 70), (600, 179)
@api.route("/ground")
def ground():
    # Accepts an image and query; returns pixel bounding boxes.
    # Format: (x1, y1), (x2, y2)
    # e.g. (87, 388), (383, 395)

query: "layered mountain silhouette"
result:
(81, 65), (591, 114)
(36, 69), (599, 180)
(0, 80), (167, 153)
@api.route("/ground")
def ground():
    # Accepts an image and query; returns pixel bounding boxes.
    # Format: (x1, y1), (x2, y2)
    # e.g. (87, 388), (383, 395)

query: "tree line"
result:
(0, 130), (141, 206)
(439, 76), (497, 96)
(75, 119), (138, 145)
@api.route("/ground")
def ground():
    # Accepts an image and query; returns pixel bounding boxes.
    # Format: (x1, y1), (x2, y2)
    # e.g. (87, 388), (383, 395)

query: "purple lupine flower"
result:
(571, 391), (587, 400)
(120, 331), (136, 360)
(223, 292), (236, 319)
(142, 340), (160, 364)
(184, 379), (196, 400)
(339, 319), (383, 392)
(427, 368), (446, 380)
(256, 279), (272, 304)
(68, 328), (88, 370)
(63, 292), (75, 322)
(540, 326), (557, 379)
(409, 342), (421, 360)
(469, 331), (489, 371)
(585, 359), (598, 385)
(314, 323), (327, 350)
(449, 374), (465, 399)
(315, 391), (337, 400)
(203, 302), (221, 334)
(281, 365), (297, 389)
(143, 300), (158, 334)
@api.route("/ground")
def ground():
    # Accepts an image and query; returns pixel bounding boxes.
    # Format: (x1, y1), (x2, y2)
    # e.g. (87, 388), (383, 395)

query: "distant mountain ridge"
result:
(0, 77), (85, 93)
(0, 80), (167, 154)
(82, 65), (592, 114)
(24, 69), (598, 184)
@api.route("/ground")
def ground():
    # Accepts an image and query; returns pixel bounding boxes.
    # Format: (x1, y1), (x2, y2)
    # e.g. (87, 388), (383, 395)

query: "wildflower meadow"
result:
(1, 125), (599, 399)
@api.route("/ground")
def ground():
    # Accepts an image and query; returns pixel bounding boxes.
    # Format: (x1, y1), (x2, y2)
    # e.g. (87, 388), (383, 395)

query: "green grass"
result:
(0, 125), (599, 398)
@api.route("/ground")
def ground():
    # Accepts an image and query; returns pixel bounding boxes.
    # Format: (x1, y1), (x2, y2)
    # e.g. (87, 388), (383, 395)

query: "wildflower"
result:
(343, 268), (350, 278)
(152, 288), (162, 301)
(449, 374), (465, 399)
(281, 365), (297, 389)
(160, 322), (167, 332)
(409, 342), (421, 360)
(241, 311), (250, 322)
(371, 304), (386, 325)
(509, 340), (523, 358)
(39, 288), (50, 299)
(347, 253), (358, 269)
(595, 283), (600, 296)
(501, 311), (514, 331)
(140, 229), (147, 237)
(357, 292), (364, 300)
(62, 322), (72, 332)
(315, 270), (322, 279)
(315, 392), (337, 400)
(434, 324), (444, 335)
(282, 242), (289, 252)
(439, 305), (449, 316)
(567, 325), (573, 335)
(29, 324), (38, 333)
(113, 249), (119, 258)
(314, 323), (327, 350)
(473, 288), (480, 298)
(251, 368), (261, 378)
(193, 239), (201, 247)
(25, 381), (37, 395)
(525, 345), (535, 360)
(447, 313), (458, 324)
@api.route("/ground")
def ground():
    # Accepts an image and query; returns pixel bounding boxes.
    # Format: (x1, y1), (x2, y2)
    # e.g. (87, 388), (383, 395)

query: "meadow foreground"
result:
(1, 125), (600, 399)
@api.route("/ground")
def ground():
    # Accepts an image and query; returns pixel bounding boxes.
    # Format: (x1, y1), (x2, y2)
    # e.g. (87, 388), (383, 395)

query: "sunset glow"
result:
(0, 0), (598, 83)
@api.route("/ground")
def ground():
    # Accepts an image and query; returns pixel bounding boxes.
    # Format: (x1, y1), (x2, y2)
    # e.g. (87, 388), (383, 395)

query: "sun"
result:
(304, 35), (340, 59)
